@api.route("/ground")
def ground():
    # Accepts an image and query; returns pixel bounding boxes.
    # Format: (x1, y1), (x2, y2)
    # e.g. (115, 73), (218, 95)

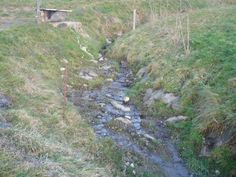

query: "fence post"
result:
(133, 9), (136, 30)
(36, 0), (42, 23)
(60, 59), (69, 120)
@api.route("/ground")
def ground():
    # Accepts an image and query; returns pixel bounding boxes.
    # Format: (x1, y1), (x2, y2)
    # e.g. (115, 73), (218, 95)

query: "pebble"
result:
(106, 78), (113, 82)
(123, 96), (130, 103)
(125, 161), (130, 166)
(130, 163), (134, 168)
(125, 115), (131, 120)
(99, 57), (104, 62)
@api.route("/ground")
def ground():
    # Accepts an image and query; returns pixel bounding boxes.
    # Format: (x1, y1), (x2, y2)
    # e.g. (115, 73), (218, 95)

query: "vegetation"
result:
(0, 23), (113, 176)
(109, 2), (236, 177)
(1, 0), (236, 176)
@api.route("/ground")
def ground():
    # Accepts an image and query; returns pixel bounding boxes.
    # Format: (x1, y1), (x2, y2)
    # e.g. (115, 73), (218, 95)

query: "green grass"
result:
(1, 0), (236, 176)
(0, 24), (115, 176)
(109, 5), (236, 177)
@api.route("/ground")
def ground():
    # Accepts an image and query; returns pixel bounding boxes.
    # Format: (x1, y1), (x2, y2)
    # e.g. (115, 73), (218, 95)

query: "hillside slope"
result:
(1, 0), (236, 176)
(109, 5), (236, 177)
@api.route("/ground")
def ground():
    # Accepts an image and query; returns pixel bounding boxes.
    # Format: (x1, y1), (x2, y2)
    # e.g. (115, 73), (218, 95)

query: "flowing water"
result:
(70, 59), (190, 177)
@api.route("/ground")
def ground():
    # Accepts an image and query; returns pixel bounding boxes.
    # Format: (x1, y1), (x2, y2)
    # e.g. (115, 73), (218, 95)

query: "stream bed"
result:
(70, 59), (190, 177)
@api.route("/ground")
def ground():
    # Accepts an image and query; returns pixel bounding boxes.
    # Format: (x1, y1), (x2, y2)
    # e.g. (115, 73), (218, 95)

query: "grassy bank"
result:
(1, 0), (236, 176)
(109, 5), (236, 177)
(0, 23), (116, 176)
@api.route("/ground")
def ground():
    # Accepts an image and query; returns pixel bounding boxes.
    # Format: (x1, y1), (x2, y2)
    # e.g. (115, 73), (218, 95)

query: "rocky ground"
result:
(69, 55), (191, 177)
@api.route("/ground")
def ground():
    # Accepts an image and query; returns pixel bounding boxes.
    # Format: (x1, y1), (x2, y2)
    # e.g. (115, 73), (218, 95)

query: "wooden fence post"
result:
(36, 0), (42, 23)
(133, 9), (136, 30)
(60, 59), (69, 120)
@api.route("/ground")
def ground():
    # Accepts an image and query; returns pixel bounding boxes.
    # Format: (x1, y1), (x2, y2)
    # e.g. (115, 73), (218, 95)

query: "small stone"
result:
(165, 116), (188, 124)
(88, 71), (98, 77)
(99, 103), (106, 108)
(115, 117), (132, 125)
(130, 163), (134, 168)
(62, 59), (69, 64)
(106, 78), (113, 82)
(143, 134), (156, 141)
(90, 59), (98, 64)
(99, 57), (104, 62)
(161, 93), (179, 106)
(215, 170), (220, 175)
(125, 161), (130, 166)
(79, 69), (98, 80)
(106, 94), (112, 98)
(102, 65), (112, 70)
(123, 96), (130, 103)
(0, 94), (11, 109)
(106, 38), (112, 44)
(111, 100), (131, 112)
(143, 89), (153, 102)
(125, 115), (131, 120)
(60, 67), (66, 72)
(132, 170), (136, 175)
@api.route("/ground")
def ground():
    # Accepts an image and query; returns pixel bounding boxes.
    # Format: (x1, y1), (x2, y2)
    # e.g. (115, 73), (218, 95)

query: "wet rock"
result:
(115, 117), (132, 125)
(99, 57), (105, 62)
(106, 78), (113, 82)
(130, 163), (135, 168)
(165, 116), (188, 124)
(144, 89), (164, 106)
(123, 96), (130, 104)
(99, 103), (106, 108)
(161, 93), (179, 107)
(107, 117), (132, 131)
(106, 38), (112, 44)
(90, 59), (98, 64)
(0, 94), (11, 109)
(143, 89), (180, 110)
(125, 115), (132, 120)
(79, 69), (98, 80)
(111, 100), (131, 112)
(106, 94), (112, 98)
(143, 133), (156, 141)
(102, 65), (112, 71)
(143, 88), (153, 103)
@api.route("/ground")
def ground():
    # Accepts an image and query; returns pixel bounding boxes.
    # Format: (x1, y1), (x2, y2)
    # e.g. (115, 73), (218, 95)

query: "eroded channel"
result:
(70, 59), (190, 177)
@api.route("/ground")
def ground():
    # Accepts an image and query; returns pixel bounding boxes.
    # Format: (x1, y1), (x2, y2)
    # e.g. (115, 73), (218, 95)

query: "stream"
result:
(70, 58), (190, 177)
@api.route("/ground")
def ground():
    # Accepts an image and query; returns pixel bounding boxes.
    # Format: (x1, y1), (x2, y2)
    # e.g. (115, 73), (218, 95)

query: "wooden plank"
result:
(40, 8), (72, 13)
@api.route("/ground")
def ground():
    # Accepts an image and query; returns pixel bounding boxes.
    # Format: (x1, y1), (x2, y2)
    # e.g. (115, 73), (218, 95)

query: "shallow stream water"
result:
(71, 60), (190, 177)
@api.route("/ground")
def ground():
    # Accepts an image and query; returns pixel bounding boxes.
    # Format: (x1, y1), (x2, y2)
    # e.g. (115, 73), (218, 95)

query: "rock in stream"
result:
(70, 59), (190, 177)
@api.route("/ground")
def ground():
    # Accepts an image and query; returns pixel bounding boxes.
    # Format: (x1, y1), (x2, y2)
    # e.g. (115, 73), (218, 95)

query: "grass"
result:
(0, 1), (187, 176)
(0, 23), (115, 176)
(0, 0), (236, 176)
(109, 4), (236, 177)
